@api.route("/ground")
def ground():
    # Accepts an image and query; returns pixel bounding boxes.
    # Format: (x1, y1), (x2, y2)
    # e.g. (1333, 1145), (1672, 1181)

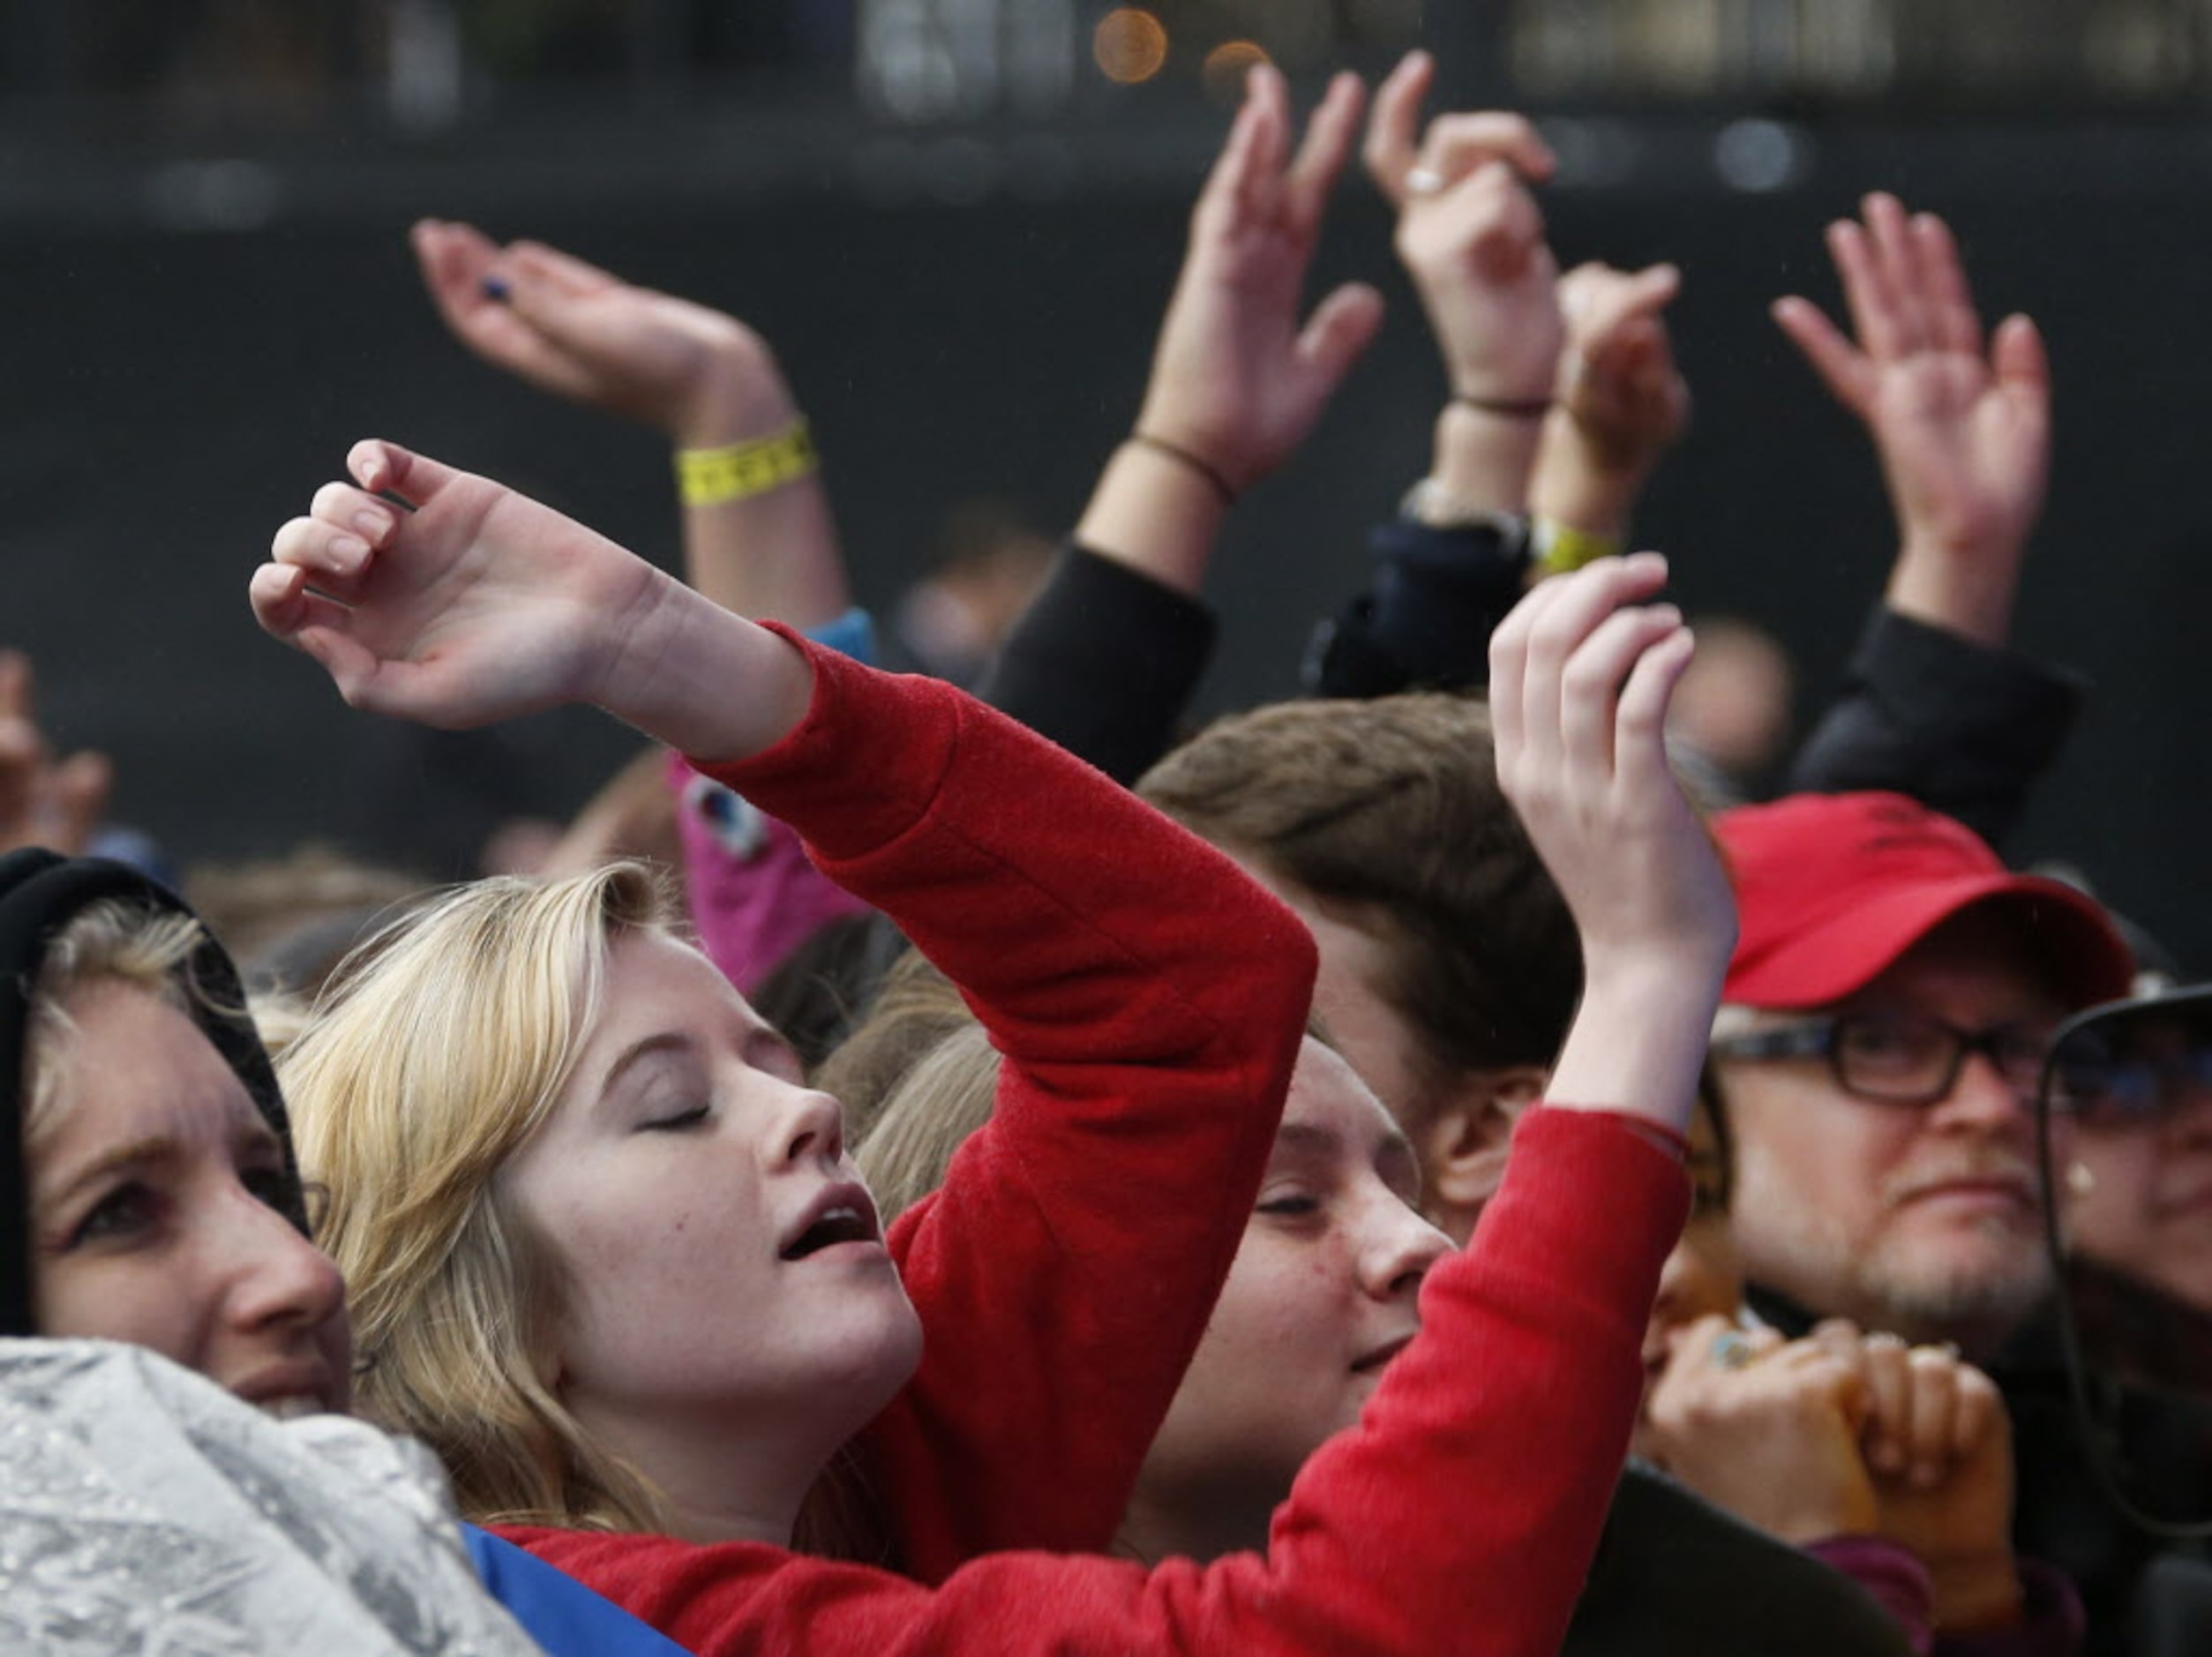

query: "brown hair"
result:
(1137, 694), (1580, 1102)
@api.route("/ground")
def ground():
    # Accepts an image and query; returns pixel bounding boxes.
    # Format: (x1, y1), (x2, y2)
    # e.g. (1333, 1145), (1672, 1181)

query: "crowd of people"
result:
(4, 46), (2210, 1656)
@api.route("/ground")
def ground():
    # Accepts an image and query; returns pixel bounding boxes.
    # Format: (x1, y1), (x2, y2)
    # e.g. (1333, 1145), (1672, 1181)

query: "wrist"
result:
(672, 340), (798, 450)
(1429, 401), (1541, 514)
(1884, 541), (2021, 649)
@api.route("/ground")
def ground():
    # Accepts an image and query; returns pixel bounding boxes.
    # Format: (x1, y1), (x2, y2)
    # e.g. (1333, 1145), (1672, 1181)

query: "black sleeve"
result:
(1787, 605), (2085, 850)
(975, 540), (1218, 786)
(1303, 515), (1532, 699)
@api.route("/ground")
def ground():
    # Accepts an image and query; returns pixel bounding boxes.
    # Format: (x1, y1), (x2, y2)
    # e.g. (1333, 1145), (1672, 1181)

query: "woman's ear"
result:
(1414, 1066), (1548, 1247)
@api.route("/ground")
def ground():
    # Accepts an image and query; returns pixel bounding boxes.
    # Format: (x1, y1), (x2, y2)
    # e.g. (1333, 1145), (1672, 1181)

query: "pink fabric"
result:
(667, 750), (869, 993)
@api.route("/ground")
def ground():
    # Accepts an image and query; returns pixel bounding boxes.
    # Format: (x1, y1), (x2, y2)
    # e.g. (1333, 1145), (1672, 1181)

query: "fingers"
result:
(349, 439), (456, 506)
(247, 561), (371, 683)
(1858, 1331), (1913, 1476)
(1196, 63), (1277, 229)
(1991, 311), (2050, 405)
(1283, 71), (1366, 243)
(1413, 111), (1556, 193)
(1902, 1344), (1962, 1488)
(1492, 552), (1673, 786)
(1362, 49), (1431, 205)
(1613, 621), (1695, 786)
(504, 239), (620, 300)
(1909, 210), (1983, 358)
(1770, 295), (1875, 415)
(1827, 215), (1904, 364)
(1861, 191), (1930, 354)
(1556, 600), (1683, 779)
(1563, 261), (1681, 348)
(1293, 281), (1386, 387)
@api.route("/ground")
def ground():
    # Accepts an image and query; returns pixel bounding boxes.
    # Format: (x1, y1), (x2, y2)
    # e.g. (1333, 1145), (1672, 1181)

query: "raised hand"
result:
(1131, 64), (1385, 496)
(412, 220), (785, 446)
(1364, 50), (1562, 409)
(1772, 193), (2048, 646)
(1642, 1315), (1879, 1544)
(1555, 262), (1690, 479)
(0, 651), (110, 857)
(1488, 557), (1736, 1132)
(251, 440), (806, 761)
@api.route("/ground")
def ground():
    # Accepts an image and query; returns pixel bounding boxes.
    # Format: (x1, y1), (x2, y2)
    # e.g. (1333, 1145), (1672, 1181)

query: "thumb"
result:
(1295, 282), (1386, 394)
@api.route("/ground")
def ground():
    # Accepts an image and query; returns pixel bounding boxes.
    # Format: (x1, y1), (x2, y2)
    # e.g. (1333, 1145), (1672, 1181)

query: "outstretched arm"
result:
(252, 439), (810, 762)
(412, 220), (850, 630)
(1775, 195), (2081, 843)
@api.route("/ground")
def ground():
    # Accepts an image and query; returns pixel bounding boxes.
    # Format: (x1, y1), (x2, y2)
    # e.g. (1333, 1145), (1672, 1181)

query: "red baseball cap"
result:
(1714, 791), (2133, 1012)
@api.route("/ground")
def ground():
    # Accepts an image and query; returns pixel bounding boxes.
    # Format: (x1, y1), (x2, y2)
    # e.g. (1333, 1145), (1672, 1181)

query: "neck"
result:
(566, 1393), (837, 1547)
(1117, 1481), (1277, 1567)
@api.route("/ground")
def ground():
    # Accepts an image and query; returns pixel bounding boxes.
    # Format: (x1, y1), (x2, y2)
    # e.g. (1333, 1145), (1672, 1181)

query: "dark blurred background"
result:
(6, 2), (2212, 959)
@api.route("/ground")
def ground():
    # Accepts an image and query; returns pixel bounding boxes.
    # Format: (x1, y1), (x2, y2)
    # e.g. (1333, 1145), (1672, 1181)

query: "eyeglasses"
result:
(2047, 1029), (2212, 1128)
(1710, 1010), (2053, 1107)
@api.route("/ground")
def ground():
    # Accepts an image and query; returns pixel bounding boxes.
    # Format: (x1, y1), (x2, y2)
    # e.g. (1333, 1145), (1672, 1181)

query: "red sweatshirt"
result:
(649, 631), (1313, 1576)
(507, 1107), (1689, 1654)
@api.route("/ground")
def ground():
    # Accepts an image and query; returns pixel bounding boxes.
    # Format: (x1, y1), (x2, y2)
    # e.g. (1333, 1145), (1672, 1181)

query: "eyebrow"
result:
(38, 1136), (178, 1215)
(1274, 1121), (1422, 1190)
(596, 1032), (694, 1107)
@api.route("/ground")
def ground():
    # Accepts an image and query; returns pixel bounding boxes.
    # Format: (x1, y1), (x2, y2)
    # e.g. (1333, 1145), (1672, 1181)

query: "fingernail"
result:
(329, 535), (369, 572)
(482, 275), (512, 302)
(353, 509), (390, 541)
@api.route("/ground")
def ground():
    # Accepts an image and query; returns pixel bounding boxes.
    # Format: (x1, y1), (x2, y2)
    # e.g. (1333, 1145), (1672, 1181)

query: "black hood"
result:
(0, 847), (306, 1336)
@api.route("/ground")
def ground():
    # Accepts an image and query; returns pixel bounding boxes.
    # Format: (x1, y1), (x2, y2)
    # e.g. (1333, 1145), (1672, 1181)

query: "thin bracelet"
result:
(1452, 394), (1555, 420)
(675, 418), (819, 509)
(1128, 433), (1238, 507)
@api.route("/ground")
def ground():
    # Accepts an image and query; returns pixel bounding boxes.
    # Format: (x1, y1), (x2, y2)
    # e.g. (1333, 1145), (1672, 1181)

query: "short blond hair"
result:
(281, 862), (674, 1531)
(26, 900), (206, 1145)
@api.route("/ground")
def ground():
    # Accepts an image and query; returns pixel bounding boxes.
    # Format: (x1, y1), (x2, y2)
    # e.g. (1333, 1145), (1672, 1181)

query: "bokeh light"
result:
(1093, 9), (1170, 86)
(1202, 41), (1273, 103)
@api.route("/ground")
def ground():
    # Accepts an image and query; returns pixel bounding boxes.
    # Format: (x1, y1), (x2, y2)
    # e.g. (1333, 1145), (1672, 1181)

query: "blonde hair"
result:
(856, 1023), (1002, 1225)
(26, 901), (206, 1144)
(281, 861), (675, 1531)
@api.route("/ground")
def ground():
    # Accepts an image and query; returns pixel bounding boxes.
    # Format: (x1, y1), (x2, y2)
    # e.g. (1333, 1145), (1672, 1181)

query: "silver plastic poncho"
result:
(0, 1338), (544, 1655)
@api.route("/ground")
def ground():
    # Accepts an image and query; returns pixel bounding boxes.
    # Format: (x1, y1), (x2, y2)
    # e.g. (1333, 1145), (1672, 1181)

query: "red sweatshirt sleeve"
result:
(502, 1107), (1689, 1656)
(697, 629), (1318, 1577)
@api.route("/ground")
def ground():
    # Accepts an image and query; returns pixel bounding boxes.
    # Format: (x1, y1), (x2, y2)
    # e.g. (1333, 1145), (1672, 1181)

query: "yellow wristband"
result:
(1533, 517), (1623, 576)
(675, 419), (818, 508)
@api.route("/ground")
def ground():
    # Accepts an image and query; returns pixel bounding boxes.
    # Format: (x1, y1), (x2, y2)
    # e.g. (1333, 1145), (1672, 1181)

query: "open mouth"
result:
(779, 1188), (882, 1261)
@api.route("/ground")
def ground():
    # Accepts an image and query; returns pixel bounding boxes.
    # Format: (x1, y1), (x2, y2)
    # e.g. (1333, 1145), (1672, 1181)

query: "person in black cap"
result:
(0, 844), (693, 1655)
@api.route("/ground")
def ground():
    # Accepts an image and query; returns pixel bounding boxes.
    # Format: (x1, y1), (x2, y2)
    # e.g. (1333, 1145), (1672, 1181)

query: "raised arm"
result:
(984, 64), (1381, 778)
(1527, 259), (1691, 562)
(1774, 195), (2080, 843)
(1364, 50), (1563, 517)
(412, 220), (850, 630)
(255, 446), (1318, 1572)
(1304, 56), (1564, 697)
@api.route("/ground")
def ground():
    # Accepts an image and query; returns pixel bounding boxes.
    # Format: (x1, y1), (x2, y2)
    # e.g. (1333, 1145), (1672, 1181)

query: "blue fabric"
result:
(465, 1526), (687, 1655)
(808, 605), (877, 664)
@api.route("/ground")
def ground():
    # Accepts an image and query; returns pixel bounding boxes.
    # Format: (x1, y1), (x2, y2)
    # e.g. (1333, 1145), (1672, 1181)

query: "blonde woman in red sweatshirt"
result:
(257, 386), (1725, 1648)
